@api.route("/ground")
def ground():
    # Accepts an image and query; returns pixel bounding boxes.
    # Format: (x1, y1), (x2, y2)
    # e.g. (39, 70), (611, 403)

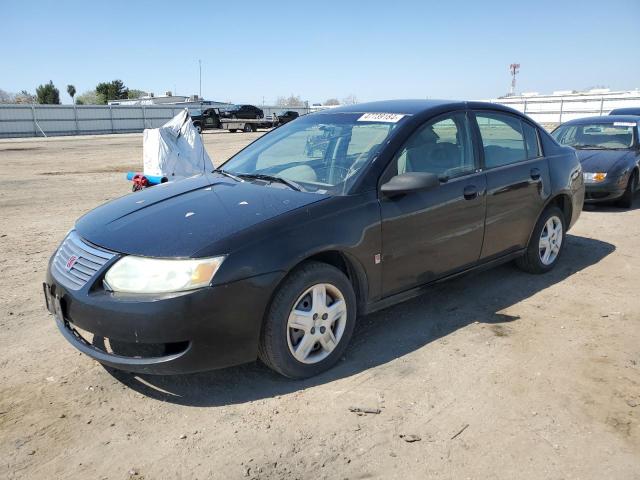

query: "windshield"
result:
(220, 113), (403, 194)
(552, 122), (636, 149)
(222, 105), (240, 112)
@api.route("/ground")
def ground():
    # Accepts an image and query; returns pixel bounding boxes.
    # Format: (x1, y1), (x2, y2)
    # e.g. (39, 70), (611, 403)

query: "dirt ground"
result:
(0, 131), (639, 480)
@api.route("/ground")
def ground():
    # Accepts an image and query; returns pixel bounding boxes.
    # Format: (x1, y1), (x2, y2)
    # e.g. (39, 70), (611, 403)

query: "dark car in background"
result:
(552, 116), (639, 208)
(219, 104), (264, 120)
(609, 107), (640, 116)
(276, 110), (300, 125)
(45, 100), (584, 379)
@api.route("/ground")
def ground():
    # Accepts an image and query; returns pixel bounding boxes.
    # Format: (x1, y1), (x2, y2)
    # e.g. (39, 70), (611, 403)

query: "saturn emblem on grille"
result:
(65, 255), (78, 271)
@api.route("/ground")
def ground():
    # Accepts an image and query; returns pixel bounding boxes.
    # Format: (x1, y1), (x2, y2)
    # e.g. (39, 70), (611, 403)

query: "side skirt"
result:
(362, 249), (526, 315)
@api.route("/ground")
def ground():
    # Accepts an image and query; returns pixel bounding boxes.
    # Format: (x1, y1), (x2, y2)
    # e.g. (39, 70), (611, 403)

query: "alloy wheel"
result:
(538, 215), (563, 265)
(286, 283), (347, 364)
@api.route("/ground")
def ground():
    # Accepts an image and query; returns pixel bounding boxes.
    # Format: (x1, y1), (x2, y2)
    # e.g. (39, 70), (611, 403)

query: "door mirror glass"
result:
(381, 172), (439, 197)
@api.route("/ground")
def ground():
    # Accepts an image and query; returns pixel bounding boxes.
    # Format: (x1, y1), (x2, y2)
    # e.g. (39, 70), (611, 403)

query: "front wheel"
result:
(243, 123), (253, 133)
(516, 206), (566, 274)
(617, 172), (637, 209)
(258, 262), (356, 379)
(193, 123), (202, 134)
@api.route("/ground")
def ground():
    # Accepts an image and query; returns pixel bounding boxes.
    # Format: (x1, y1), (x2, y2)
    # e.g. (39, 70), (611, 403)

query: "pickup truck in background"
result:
(191, 107), (275, 133)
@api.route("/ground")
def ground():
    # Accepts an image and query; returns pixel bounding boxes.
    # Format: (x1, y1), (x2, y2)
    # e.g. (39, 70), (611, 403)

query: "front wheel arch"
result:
(261, 250), (368, 332)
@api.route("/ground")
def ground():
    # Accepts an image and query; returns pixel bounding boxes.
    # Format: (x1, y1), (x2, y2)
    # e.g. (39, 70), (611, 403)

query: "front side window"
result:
(222, 113), (403, 194)
(552, 122), (636, 149)
(393, 112), (475, 180)
(475, 112), (527, 168)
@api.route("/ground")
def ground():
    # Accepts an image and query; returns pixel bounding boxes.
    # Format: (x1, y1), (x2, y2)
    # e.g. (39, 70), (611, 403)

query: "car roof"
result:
(560, 115), (640, 125)
(609, 107), (640, 115)
(316, 99), (521, 116)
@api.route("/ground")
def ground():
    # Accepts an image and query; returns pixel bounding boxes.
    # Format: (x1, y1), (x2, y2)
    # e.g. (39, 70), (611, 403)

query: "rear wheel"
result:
(258, 262), (356, 379)
(516, 205), (565, 274)
(616, 171), (637, 209)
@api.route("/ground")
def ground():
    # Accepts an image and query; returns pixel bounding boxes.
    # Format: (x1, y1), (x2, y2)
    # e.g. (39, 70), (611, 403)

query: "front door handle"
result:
(530, 167), (541, 181)
(463, 185), (478, 200)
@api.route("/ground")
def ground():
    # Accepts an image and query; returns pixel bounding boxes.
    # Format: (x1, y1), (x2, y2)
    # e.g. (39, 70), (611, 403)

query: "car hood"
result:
(576, 149), (634, 173)
(76, 173), (327, 258)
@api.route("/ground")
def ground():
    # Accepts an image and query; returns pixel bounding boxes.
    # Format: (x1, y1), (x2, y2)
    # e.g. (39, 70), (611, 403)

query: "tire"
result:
(616, 171), (637, 209)
(243, 123), (253, 133)
(194, 123), (202, 134)
(258, 261), (357, 379)
(515, 205), (566, 274)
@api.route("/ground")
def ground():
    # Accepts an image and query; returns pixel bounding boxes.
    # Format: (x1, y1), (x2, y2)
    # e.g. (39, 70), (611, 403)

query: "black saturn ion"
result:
(45, 100), (584, 379)
(552, 116), (640, 208)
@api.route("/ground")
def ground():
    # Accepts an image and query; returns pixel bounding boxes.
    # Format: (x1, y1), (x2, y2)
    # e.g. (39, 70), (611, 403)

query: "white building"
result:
(490, 88), (640, 125)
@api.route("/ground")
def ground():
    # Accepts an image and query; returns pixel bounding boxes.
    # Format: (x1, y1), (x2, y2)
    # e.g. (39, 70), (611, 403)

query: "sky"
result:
(2, 0), (639, 105)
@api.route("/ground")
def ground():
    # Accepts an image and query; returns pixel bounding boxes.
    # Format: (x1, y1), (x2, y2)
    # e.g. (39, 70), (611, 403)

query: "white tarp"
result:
(142, 109), (213, 179)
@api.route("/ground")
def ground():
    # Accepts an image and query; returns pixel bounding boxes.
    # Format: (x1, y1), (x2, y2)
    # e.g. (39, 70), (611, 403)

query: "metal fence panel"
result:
(0, 104), (319, 138)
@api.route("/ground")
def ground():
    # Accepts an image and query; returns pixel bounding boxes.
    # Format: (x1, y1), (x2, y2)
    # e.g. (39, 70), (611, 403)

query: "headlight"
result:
(104, 255), (225, 293)
(583, 172), (607, 183)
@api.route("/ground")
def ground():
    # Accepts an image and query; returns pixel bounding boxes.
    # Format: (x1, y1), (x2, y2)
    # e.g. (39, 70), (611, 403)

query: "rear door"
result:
(471, 110), (549, 259)
(380, 111), (487, 296)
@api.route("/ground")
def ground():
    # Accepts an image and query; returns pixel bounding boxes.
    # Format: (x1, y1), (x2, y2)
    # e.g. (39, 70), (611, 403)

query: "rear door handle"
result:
(463, 185), (478, 200)
(530, 167), (541, 181)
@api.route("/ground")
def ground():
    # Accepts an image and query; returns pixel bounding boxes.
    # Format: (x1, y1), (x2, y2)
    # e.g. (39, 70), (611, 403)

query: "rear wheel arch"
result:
(546, 193), (573, 228)
(525, 193), (573, 247)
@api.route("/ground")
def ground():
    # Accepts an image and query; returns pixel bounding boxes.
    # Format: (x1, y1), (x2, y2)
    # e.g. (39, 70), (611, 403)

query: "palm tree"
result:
(67, 85), (76, 105)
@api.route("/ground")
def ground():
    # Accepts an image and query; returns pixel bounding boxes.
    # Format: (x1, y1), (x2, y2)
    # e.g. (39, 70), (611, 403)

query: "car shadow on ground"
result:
(105, 234), (614, 407)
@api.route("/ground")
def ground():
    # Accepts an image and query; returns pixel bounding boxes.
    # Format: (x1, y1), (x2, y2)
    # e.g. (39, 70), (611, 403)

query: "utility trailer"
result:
(191, 108), (276, 133)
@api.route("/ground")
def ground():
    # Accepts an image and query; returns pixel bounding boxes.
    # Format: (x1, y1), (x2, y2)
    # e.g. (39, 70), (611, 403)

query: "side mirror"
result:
(381, 172), (440, 197)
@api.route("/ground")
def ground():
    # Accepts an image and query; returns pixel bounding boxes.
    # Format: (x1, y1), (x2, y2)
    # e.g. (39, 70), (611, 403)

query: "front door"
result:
(380, 111), (487, 297)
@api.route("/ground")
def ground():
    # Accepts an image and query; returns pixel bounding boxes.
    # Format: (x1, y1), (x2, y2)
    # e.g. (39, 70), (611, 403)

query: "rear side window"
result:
(475, 112), (527, 168)
(522, 122), (541, 158)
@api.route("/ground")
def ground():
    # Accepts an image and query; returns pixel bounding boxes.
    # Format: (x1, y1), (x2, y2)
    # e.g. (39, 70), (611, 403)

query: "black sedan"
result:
(219, 104), (264, 120)
(45, 100), (584, 379)
(552, 116), (639, 208)
(276, 110), (300, 125)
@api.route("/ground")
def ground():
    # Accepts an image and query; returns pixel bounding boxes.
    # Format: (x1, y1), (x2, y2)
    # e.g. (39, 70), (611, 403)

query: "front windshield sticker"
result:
(357, 113), (405, 123)
(613, 122), (637, 127)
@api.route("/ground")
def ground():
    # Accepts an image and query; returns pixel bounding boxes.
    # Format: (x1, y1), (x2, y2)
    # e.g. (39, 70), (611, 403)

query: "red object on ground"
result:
(132, 173), (149, 191)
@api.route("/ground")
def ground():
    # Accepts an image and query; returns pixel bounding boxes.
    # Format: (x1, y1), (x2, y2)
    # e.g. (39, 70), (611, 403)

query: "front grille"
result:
(52, 231), (115, 290)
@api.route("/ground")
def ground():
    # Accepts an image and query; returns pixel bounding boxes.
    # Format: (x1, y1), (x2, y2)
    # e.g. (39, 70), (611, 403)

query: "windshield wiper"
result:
(238, 173), (303, 192)
(213, 168), (243, 182)
(574, 144), (608, 150)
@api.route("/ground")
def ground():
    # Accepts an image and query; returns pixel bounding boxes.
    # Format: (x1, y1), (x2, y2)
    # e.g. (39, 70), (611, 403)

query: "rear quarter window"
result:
(522, 122), (541, 158)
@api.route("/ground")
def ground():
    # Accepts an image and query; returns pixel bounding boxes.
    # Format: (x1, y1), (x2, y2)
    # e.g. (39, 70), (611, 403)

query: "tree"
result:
(0, 89), (15, 103)
(342, 94), (358, 105)
(15, 90), (35, 104)
(95, 79), (129, 104)
(36, 81), (61, 104)
(127, 89), (146, 99)
(75, 89), (103, 105)
(276, 94), (304, 107)
(67, 85), (76, 104)
(324, 98), (340, 106)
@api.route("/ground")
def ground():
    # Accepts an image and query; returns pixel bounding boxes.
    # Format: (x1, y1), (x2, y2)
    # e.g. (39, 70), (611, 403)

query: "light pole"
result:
(199, 59), (202, 99)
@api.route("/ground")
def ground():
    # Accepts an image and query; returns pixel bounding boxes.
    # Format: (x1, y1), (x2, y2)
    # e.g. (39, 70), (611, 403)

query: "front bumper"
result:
(583, 174), (628, 203)
(45, 257), (284, 375)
